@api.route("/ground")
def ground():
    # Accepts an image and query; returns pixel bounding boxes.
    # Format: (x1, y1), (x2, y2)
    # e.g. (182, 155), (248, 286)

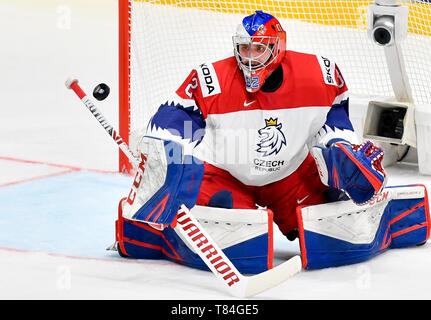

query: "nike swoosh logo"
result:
(297, 195), (309, 204)
(244, 100), (256, 107)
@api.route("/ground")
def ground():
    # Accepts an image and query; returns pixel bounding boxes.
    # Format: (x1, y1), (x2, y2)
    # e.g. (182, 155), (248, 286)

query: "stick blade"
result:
(242, 255), (302, 297)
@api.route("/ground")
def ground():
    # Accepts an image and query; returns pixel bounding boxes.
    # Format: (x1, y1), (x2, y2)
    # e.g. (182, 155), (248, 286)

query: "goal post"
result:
(118, 0), (431, 173)
(119, 0), (132, 173)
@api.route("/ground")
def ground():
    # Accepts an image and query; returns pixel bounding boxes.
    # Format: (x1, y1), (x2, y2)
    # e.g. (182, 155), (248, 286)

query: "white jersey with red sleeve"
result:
(150, 50), (358, 187)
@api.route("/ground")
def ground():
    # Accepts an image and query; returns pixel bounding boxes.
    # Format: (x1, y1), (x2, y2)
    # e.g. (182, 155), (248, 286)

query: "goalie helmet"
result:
(233, 10), (286, 93)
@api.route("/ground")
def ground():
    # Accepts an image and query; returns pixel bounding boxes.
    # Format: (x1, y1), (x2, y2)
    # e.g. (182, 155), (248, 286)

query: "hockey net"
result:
(118, 0), (431, 173)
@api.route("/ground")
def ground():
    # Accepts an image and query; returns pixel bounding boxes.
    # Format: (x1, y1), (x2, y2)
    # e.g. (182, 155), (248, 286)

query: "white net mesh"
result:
(125, 0), (431, 152)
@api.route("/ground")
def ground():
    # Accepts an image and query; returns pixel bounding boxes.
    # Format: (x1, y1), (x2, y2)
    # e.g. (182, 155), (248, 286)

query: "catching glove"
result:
(311, 141), (387, 205)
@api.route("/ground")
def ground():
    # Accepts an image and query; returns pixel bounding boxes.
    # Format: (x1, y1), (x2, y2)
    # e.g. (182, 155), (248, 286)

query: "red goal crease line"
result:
(0, 156), (118, 188)
(0, 246), (174, 267)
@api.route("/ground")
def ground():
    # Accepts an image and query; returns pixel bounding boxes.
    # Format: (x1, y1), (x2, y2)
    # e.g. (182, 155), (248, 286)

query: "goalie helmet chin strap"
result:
(261, 64), (283, 93)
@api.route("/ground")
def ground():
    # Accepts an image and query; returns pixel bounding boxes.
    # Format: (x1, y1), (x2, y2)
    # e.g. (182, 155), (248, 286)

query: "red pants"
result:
(196, 154), (329, 235)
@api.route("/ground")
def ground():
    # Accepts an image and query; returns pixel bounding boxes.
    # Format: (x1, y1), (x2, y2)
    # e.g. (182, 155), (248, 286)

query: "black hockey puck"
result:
(93, 83), (110, 101)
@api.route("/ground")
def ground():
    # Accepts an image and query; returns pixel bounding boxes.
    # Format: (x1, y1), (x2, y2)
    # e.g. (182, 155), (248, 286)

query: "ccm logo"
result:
(368, 191), (390, 206)
(127, 153), (147, 205)
(176, 210), (240, 287)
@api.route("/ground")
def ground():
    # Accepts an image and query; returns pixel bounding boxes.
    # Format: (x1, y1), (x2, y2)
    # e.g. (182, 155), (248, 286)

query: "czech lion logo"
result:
(256, 118), (286, 156)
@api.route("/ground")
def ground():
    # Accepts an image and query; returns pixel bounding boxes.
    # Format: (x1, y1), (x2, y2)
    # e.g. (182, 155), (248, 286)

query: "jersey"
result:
(146, 51), (359, 187)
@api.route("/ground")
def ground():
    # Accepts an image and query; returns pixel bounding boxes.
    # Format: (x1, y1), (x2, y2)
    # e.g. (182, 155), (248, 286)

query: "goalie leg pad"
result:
(122, 137), (204, 226)
(383, 191), (430, 249)
(116, 200), (274, 274)
(116, 198), (170, 260)
(297, 185), (430, 269)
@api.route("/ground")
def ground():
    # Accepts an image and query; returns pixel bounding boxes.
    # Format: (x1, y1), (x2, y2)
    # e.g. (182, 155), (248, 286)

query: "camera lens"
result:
(377, 108), (406, 139)
(374, 27), (392, 45)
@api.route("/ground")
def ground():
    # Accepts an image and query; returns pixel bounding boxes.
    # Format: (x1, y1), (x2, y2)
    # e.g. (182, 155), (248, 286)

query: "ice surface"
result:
(1, 0), (431, 300)
(2, 164), (430, 300)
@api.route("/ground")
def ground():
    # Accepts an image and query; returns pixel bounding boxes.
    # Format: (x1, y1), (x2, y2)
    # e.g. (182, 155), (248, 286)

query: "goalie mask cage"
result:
(118, 0), (431, 173)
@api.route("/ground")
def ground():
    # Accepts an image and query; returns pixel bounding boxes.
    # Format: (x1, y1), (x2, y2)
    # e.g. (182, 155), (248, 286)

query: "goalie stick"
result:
(65, 77), (302, 297)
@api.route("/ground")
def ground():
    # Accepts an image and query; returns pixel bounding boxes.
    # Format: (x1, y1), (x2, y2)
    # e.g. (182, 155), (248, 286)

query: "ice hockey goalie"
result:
(111, 10), (429, 272)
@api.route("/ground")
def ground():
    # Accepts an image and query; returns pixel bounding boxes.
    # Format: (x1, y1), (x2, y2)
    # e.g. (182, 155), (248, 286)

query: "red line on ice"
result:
(0, 156), (116, 173)
(0, 169), (75, 188)
(0, 156), (119, 188)
(0, 246), (174, 266)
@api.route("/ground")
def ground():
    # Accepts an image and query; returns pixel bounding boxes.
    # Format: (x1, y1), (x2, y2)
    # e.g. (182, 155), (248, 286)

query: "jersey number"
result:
(246, 76), (259, 89)
(185, 77), (198, 98)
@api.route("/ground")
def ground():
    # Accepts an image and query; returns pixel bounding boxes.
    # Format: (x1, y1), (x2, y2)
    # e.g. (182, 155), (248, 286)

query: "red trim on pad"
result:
(264, 209), (274, 270)
(380, 200), (426, 250)
(116, 198), (183, 261)
(295, 205), (307, 269)
(123, 237), (182, 262)
(129, 220), (183, 261)
(144, 193), (170, 222)
(416, 184), (431, 242)
(117, 198), (129, 257)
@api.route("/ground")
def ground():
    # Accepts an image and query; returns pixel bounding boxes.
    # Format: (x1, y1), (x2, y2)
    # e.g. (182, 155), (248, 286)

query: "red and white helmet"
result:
(233, 11), (286, 93)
